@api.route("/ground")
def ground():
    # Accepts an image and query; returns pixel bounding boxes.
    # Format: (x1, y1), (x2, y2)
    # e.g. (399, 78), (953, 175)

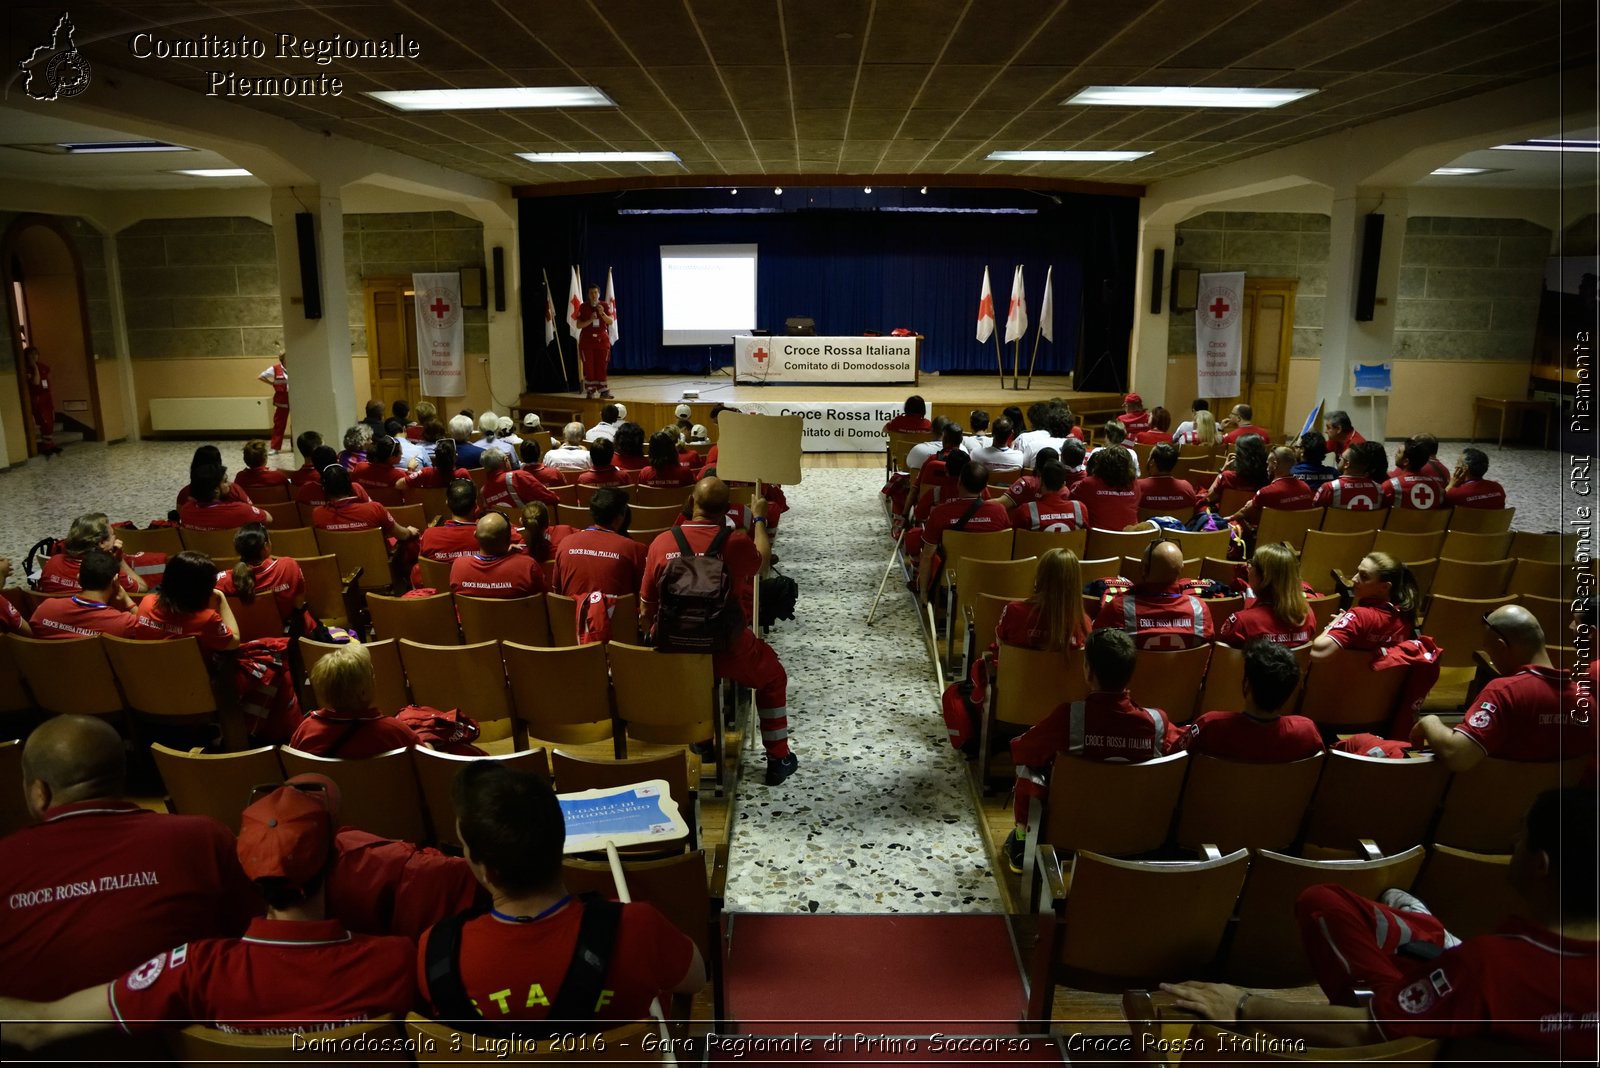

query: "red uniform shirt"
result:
(641, 521), (761, 624)
(29, 594), (142, 639)
(326, 829), (481, 940)
(577, 465), (630, 487)
(177, 498), (272, 532)
(1094, 584), (1214, 650)
(524, 525), (578, 566)
(636, 464), (698, 488)
(551, 527), (648, 598)
(1012, 690), (1182, 767)
(1206, 468), (1267, 503)
(995, 600), (1090, 650)
(1117, 410), (1152, 434)
(1136, 475), (1201, 514)
(1179, 711), (1324, 762)
(40, 552), (139, 595)
(1069, 476), (1140, 531)
(131, 594), (235, 652)
(349, 459), (404, 494)
(293, 478), (371, 509)
(0, 801), (256, 1000)
(1130, 428), (1168, 445)
(1324, 599), (1410, 652)
(1240, 476), (1316, 524)
(448, 552), (546, 598)
(1382, 472), (1446, 510)
(0, 595), (24, 634)
(1445, 478), (1506, 509)
(885, 415), (933, 434)
(313, 497), (396, 536)
(616, 453), (648, 473)
(1218, 600), (1317, 648)
(215, 555), (305, 621)
(403, 465), (471, 490)
(109, 918), (416, 1034)
(1005, 473), (1042, 507)
(479, 469), (560, 511)
(1453, 666), (1592, 761)
(1313, 475), (1383, 511)
(264, 361), (289, 407)
(418, 520), (484, 564)
(1222, 423), (1272, 445)
(1325, 427), (1365, 459)
(416, 900), (693, 1024)
(233, 466), (290, 493)
(923, 495), (1012, 548)
(289, 708), (421, 759)
(176, 482), (252, 510)
(1011, 491), (1088, 532)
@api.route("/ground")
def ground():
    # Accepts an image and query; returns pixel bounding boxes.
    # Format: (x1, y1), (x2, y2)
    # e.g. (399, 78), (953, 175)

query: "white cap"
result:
(522, 412), (541, 429)
(691, 423), (708, 440)
(479, 412), (499, 434)
(613, 402), (627, 419)
(496, 416), (514, 434)
(675, 403), (692, 419)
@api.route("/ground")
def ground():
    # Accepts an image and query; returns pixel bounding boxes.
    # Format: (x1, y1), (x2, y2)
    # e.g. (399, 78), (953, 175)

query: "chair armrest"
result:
(1471, 649), (1497, 676)
(707, 843), (729, 903)
(1037, 844), (1068, 909)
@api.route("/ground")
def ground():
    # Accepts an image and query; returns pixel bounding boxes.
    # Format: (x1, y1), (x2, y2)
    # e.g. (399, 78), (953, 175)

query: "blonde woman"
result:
(1176, 408), (1221, 448)
(995, 548), (1090, 652)
(1218, 542), (1316, 648)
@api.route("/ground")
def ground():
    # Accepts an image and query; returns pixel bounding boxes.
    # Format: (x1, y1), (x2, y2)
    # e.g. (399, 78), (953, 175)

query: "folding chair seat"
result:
(1299, 646), (1406, 732)
(1371, 529), (1445, 563)
(1319, 507), (1388, 534)
(1084, 525), (1158, 563)
(9, 634), (123, 719)
(314, 528), (395, 591)
(279, 745), (428, 843)
(457, 593), (553, 647)
(547, 593), (640, 646)
(1508, 558), (1562, 599)
(150, 743), (285, 833)
(607, 642), (721, 783)
(300, 637), (410, 716)
(1446, 506), (1514, 534)
(1299, 530), (1375, 593)
(398, 639), (514, 744)
(1173, 752), (1324, 854)
(1383, 507), (1451, 534)
(1432, 757), (1585, 853)
(179, 526), (242, 557)
(502, 641), (616, 750)
(1410, 845), (1515, 940)
(1508, 530), (1577, 563)
(1255, 506), (1321, 553)
(1438, 530), (1514, 563)
(117, 525), (184, 556)
(366, 591), (459, 644)
(269, 526), (319, 558)
(296, 554), (352, 628)
(1226, 846), (1427, 987)
(1302, 749), (1450, 854)
(1127, 645), (1211, 725)
(413, 746), (548, 849)
(103, 635), (238, 747)
(552, 749), (701, 852)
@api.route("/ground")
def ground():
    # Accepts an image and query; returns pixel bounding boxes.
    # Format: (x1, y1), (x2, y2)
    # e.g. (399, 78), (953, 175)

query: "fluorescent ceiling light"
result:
(987, 149), (1150, 162)
(172, 168), (252, 178)
(1430, 167), (1494, 176)
(1063, 86), (1317, 108)
(367, 86), (614, 110)
(517, 151), (679, 163)
(58, 140), (189, 154)
(1493, 139), (1600, 153)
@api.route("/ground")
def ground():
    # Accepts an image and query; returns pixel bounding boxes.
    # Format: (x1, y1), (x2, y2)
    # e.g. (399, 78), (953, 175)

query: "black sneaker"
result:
(1005, 829), (1025, 874)
(764, 753), (798, 786)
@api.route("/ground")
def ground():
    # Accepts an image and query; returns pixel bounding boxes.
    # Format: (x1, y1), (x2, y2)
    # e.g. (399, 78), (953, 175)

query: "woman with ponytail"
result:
(1311, 550), (1418, 660)
(216, 523), (307, 628)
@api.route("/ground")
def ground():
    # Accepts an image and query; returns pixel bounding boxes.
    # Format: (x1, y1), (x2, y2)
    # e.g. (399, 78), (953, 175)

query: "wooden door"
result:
(1239, 279), (1296, 436)
(363, 277), (422, 409)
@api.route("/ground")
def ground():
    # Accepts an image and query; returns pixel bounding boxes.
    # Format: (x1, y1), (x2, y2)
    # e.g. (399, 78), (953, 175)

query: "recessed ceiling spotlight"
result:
(920, 186), (928, 194)
(731, 188), (738, 194)
(864, 186), (872, 193)
(773, 187), (782, 195)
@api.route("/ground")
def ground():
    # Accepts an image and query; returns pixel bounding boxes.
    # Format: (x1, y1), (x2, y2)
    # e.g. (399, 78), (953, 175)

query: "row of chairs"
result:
(368, 589), (641, 648)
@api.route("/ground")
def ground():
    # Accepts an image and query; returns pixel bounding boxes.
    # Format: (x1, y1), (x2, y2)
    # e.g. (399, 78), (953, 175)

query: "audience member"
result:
(1011, 460), (1087, 531)
(361, 399), (387, 436)
(1445, 447), (1507, 509)
(1221, 403), (1271, 445)
(907, 423), (969, 518)
(215, 524), (308, 628)
(1070, 444), (1140, 531)
(1131, 405), (1172, 445)
(638, 430), (697, 488)
(578, 438), (629, 487)
(1022, 407), (1075, 469)
(970, 417), (1023, 470)
(290, 642), (422, 757)
(28, 548), (137, 639)
(296, 445), (373, 508)
(1205, 433), (1269, 509)
(517, 501), (577, 565)
(130, 551), (240, 652)
(550, 487), (647, 598)
(1229, 445), (1315, 528)
(178, 461), (273, 530)
(613, 421), (649, 473)
(516, 439), (568, 486)
(1383, 436), (1447, 510)
(995, 548), (1090, 651)
(1087, 420), (1142, 476)
(38, 512), (147, 594)
(1311, 551), (1417, 659)
(410, 402), (438, 442)
(314, 463), (419, 543)
(916, 460), (1012, 591)
(1312, 440), (1388, 511)
(175, 445), (251, 509)
(545, 421), (595, 472)
(233, 439), (291, 493)
(1136, 443), (1202, 515)
(1094, 539), (1214, 650)
(1322, 409), (1365, 460)
(1116, 393), (1151, 434)
(964, 409), (992, 452)
(479, 448), (560, 512)
(1171, 399), (1208, 443)
(1176, 407), (1221, 448)
(1291, 430), (1340, 490)
(585, 403), (624, 443)
(1218, 542), (1317, 648)
(349, 435), (404, 495)
(385, 398), (411, 438)
(1179, 639), (1321, 760)
(0, 559), (24, 635)
(449, 513), (547, 599)
(417, 480), (497, 581)
(288, 429), (324, 487)
(450, 414), (487, 469)
(339, 423), (372, 469)
(998, 447), (1055, 509)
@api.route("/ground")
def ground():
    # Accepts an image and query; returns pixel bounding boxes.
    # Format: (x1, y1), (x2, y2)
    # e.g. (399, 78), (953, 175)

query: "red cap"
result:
(1124, 393), (1143, 406)
(236, 777), (337, 885)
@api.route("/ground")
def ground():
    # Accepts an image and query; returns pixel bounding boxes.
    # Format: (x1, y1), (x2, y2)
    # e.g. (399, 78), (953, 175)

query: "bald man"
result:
(477, 447), (559, 513)
(640, 477), (797, 785)
(447, 512), (546, 599)
(1229, 446), (1315, 529)
(1411, 605), (1591, 770)
(1092, 539), (1213, 650)
(0, 716), (257, 1001)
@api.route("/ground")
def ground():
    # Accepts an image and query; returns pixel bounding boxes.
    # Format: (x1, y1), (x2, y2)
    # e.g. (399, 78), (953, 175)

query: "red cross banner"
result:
(413, 272), (466, 396)
(976, 266), (995, 343)
(1195, 271), (1245, 397)
(566, 266), (584, 340)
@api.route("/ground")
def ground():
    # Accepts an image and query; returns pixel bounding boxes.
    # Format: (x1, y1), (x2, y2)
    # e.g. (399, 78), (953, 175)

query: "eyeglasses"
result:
(1482, 612), (1508, 643)
(248, 780), (329, 803)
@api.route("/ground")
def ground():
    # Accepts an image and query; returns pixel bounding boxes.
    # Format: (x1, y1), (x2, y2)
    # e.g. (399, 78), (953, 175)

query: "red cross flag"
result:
(412, 271), (465, 396)
(567, 266), (584, 340)
(543, 278), (556, 346)
(1004, 264), (1028, 344)
(976, 266), (996, 343)
(604, 267), (619, 346)
(1195, 271), (1245, 397)
(1038, 266), (1054, 343)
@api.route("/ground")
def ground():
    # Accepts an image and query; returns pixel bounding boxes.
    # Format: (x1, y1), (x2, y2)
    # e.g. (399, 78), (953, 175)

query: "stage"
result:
(518, 371), (1125, 450)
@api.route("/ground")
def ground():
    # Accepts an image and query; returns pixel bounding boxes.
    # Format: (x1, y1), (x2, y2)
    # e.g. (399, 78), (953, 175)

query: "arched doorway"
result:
(2, 215), (100, 457)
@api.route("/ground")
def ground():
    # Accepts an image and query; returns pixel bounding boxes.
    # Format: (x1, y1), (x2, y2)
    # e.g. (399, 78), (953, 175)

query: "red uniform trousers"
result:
(30, 390), (54, 448)
(270, 403), (290, 451)
(713, 627), (790, 759)
(1295, 884), (1451, 1006)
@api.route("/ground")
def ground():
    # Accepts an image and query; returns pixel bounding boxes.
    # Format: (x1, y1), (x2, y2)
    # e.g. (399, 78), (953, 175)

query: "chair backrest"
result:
(175, 1018), (405, 1062)
(150, 743), (285, 833)
(294, 554), (350, 627)
(1120, 555), (1201, 580)
(630, 483), (695, 508)
(1518, 593), (1567, 641)
(993, 643), (1086, 728)
(1077, 556), (1124, 582)
(1057, 849), (1249, 983)
(1170, 528), (1230, 561)
(1383, 507), (1451, 534)
(387, 503), (425, 528)
(547, 593), (639, 646)
(408, 486), (449, 523)
(118, 525), (184, 556)
(1227, 846), (1429, 988)
(314, 527), (393, 590)
(563, 851), (714, 958)
(960, 557), (1040, 605)
(1404, 557), (1439, 597)
(226, 593), (284, 643)
(502, 641), (615, 746)
(942, 529), (1015, 582)
(0, 738), (31, 837)
(1508, 558), (1563, 600)
(279, 745), (429, 843)
(416, 555), (454, 591)
(179, 525), (242, 557)
(366, 591), (460, 644)
(457, 593), (553, 647)
(413, 746), (548, 849)
(1439, 529), (1514, 563)
(399, 640), (512, 724)
(1299, 646), (1405, 730)
(1174, 752), (1325, 853)
(102, 635), (217, 720)
(1301, 749), (1451, 854)
(627, 527), (668, 546)
(10, 634), (124, 717)
(1371, 529), (1446, 563)
(1197, 642), (1246, 714)
(405, 1015), (660, 1062)
(1198, 556), (1237, 587)
(1433, 757), (1585, 853)
(1299, 530), (1376, 593)
(1085, 525), (1158, 563)
(299, 636), (411, 716)
(246, 482), (292, 504)
(1127, 645), (1211, 724)
(887, 432), (933, 473)
(1121, 991), (1438, 1064)
(556, 502), (590, 526)
(1508, 530), (1577, 563)
(1419, 593), (1516, 670)
(1410, 845), (1516, 940)
(1447, 506), (1515, 534)
(1306, 593), (1340, 630)
(258, 500), (300, 528)
(969, 593), (1014, 655)
(628, 503), (686, 529)
(1319, 507), (1389, 534)
(1216, 487), (1254, 516)
(1255, 506), (1322, 553)
(608, 641), (715, 747)
(1044, 752), (1188, 856)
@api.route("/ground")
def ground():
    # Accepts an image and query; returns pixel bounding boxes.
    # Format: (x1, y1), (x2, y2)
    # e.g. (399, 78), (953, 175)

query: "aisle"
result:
(721, 467), (1003, 913)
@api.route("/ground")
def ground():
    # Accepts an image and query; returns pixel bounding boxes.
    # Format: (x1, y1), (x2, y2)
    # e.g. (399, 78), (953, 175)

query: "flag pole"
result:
(1012, 337), (1021, 391)
(541, 268), (574, 386)
(1024, 326), (1044, 390)
(993, 331), (1005, 388)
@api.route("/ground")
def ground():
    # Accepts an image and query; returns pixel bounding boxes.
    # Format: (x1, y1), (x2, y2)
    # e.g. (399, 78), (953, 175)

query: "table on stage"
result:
(733, 335), (921, 385)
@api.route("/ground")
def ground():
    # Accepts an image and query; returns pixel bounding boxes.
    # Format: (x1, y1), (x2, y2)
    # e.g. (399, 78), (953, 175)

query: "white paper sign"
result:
(1195, 271), (1245, 397)
(413, 271), (466, 396)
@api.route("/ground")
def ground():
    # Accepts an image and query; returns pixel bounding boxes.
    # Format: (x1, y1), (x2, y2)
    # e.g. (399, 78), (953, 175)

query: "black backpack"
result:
(656, 525), (744, 653)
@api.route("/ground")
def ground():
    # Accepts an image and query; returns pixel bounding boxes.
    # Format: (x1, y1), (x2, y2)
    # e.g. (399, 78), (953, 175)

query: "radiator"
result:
(149, 396), (271, 433)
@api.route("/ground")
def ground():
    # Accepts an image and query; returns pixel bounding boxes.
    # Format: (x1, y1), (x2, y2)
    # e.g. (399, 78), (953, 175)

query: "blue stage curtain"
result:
(519, 189), (1135, 389)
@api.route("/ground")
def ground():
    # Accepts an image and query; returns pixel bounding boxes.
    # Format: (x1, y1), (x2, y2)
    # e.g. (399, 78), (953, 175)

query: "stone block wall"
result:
(119, 217), (282, 359)
(343, 211), (488, 359)
(1395, 216), (1550, 360)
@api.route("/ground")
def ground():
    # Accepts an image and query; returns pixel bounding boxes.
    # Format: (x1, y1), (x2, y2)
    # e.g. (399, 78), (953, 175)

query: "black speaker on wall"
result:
(492, 246), (506, 312)
(294, 212), (322, 320)
(1354, 212), (1383, 322)
(1150, 248), (1165, 314)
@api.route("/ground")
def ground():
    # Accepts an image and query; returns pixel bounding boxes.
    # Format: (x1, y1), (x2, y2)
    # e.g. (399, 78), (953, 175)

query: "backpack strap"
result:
(423, 909), (480, 1024)
(670, 524), (693, 558)
(547, 895), (624, 1022)
(951, 495), (985, 532)
(705, 524), (732, 557)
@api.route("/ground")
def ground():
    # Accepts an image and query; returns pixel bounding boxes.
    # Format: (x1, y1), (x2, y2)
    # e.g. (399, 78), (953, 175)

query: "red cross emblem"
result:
(429, 297), (452, 321)
(752, 346), (768, 364)
(1208, 297), (1230, 319)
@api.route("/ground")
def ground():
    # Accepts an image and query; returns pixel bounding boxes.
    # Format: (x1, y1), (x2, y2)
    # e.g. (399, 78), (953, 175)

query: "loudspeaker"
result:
(492, 247), (506, 311)
(294, 212), (322, 320)
(1355, 212), (1384, 322)
(1150, 248), (1165, 314)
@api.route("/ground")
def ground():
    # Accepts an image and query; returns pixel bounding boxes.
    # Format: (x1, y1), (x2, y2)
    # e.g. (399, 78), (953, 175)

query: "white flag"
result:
(1038, 266), (1054, 343)
(566, 266), (583, 341)
(1195, 271), (1245, 397)
(543, 279), (556, 346)
(413, 272), (466, 396)
(976, 266), (996, 343)
(604, 267), (619, 345)
(1004, 265), (1028, 343)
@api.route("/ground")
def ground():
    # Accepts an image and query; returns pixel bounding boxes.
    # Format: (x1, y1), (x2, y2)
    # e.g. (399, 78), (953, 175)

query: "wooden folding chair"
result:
(1227, 846), (1428, 987)
(118, 525), (184, 556)
(630, 484), (695, 508)
(1302, 749), (1451, 855)
(257, 500), (300, 528)
(415, 555), (454, 591)
(179, 526), (242, 557)
(0, 634), (29, 715)
(244, 482), (292, 504)
(503, 642), (616, 751)
(1120, 555), (1201, 580)
(226, 594), (284, 642)
(1429, 558), (1513, 600)
(150, 743), (285, 833)
(366, 591), (459, 644)
(0, 739), (30, 836)
(1371, 529), (1446, 563)
(1432, 757), (1585, 853)
(1411, 845), (1515, 940)
(1170, 528), (1229, 561)
(1509, 558), (1563, 600)
(1196, 642), (1246, 714)
(365, 484), (407, 508)
(980, 644), (1087, 789)
(175, 1018), (405, 1062)
(627, 527), (667, 546)
(1383, 507), (1451, 534)
(1406, 556), (1439, 596)
(1306, 592), (1340, 630)
(1255, 506), (1321, 553)
(1518, 593), (1567, 642)
(608, 642), (722, 785)
(1011, 528), (1087, 561)
(103, 635), (237, 747)
(314, 527), (394, 591)
(553, 750), (700, 852)
(556, 502), (590, 526)
(10, 634), (124, 719)
(457, 593), (552, 647)
(1077, 556), (1124, 582)
(299, 637), (411, 716)
(406, 1016), (659, 1063)
(935, 529), (1015, 636)
(413, 746), (548, 849)
(1127, 645), (1211, 724)
(269, 526), (319, 558)
(388, 503), (426, 529)
(547, 593), (640, 646)
(1414, 594), (1514, 712)
(628, 504), (686, 529)
(1447, 506), (1515, 534)
(407, 486), (449, 523)
(1508, 530), (1577, 563)
(1300, 646), (1406, 732)
(280, 745), (429, 843)
(1319, 506), (1389, 534)
(952, 556), (1038, 669)
(1439, 530), (1514, 563)
(1173, 752), (1324, 854)
(1084, 525), (1158, 563)
(1217, 487), (1254, 516)
(398, 640), (513, 743)
(1299, 529), (1376, 593)
(296, 554), (352, 628)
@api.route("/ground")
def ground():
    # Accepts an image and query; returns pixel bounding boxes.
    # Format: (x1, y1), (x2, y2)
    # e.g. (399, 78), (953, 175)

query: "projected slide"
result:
(660, 244), (758, 345)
